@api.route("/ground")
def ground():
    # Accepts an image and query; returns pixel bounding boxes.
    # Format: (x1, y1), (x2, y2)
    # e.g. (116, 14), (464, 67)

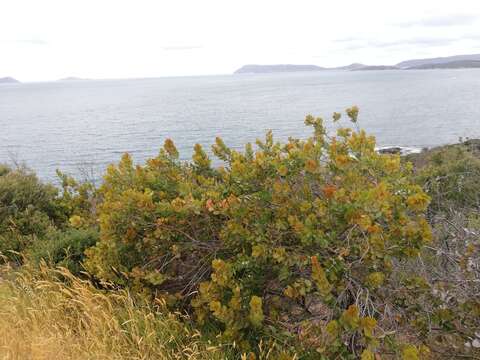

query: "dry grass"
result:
(0, 263), (232, 360)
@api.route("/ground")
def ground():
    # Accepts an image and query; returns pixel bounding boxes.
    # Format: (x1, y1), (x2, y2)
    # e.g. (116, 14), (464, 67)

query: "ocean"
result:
(1, 69), (480, 182)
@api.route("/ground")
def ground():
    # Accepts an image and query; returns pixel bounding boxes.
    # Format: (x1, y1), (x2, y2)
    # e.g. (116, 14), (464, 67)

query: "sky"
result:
(1, 0), (480, 81)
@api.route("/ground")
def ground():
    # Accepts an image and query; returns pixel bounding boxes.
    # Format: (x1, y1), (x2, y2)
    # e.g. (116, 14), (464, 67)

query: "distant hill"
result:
(234, 64), (326, 74)
(234, 53), (480, 74)
(0, 77), (20, 84)
(234, 63), (399, 74)
(334, 63), (368, 70)
(352, 65), (399, 71)
(407, 60), (480, 70)
(397, 54), (480, 69)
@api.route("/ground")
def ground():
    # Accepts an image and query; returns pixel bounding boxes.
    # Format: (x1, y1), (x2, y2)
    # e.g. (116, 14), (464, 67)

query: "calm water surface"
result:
(1, 70), (480, 181)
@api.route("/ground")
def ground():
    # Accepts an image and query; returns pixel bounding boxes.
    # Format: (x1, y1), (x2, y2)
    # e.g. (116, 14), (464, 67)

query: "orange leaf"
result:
(323, 185), (336, 199)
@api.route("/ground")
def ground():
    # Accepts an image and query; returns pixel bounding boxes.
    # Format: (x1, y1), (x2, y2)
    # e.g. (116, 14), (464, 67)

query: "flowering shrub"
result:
(83, 109), (434, 356)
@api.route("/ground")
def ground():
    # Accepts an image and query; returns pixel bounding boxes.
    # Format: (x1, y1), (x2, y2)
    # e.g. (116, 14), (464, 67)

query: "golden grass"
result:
(0, 264), (231, 360)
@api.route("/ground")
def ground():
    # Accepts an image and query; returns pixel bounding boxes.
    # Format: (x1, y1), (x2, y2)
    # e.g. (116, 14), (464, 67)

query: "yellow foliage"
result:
(360, 316), (377, 337)
(325, 320), (340, 338)
(406, 193), (430, 212)
(402, 345), (420, 360)
(252, 244), (266, 258)
(311, 256), (332, 296)
(211, 259), (231, 287)
(249, 296), (264, 327)
(278, 164), (288, 176)
(366, 272), (385, 289)
(81, 109), (433, 352)
(361, 349), (375, 360)
(305, 159), (318, 173)
(346, 106), (360, 123)
(340, 305), (360, 329)
(193, 143), (211, 169)
(69, 215), (83, 228)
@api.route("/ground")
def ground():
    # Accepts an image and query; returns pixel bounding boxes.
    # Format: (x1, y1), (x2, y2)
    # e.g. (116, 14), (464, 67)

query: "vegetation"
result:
(0, 164), (65, 257)
(0, 109), (479, 359)
(0, 263), (234, 359)
(26, 228), (99, 274)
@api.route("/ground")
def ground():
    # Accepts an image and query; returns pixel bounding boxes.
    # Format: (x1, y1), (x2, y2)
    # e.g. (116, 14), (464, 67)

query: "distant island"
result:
(0, 77), (20, 84)
(407, 60), (480, 70)
(352, 65), (399, 71)
(396, 54), (480, 69)
(233, 63), (399, 74)
(234, 53), (480, 74)
(334, 63), (368, 71)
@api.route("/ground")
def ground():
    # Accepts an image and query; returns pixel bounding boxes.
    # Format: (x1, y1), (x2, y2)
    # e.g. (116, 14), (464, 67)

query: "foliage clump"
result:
(26, 228), (99, 274)
(409, 142), (480, 212)
(0, 165), (64, 256)
(85, 110), (432, 356)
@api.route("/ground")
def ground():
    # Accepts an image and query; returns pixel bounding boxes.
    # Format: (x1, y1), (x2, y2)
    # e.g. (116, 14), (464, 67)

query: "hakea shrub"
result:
(84, 109), (432, 357)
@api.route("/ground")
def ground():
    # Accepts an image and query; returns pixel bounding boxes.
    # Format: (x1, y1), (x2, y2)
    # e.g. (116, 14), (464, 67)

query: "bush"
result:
(85, 110), (433, 356)
(56, 169), (99, 226)
(409, 143), (480, 213)
(26, 228), (99, 274)
(0, 165), (66, 256)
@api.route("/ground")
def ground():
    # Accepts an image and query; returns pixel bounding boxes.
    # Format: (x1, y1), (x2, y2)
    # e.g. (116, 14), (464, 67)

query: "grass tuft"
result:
(0, 263), (232, 360)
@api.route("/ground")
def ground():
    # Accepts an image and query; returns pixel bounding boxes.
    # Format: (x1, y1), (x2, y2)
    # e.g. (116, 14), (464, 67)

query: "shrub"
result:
(85, 110), (432, 356)
(0, 165), (65, 256)
(409, 144), (480, 213)
(56, 169), (99, 226)
(26, 228), (99, 274)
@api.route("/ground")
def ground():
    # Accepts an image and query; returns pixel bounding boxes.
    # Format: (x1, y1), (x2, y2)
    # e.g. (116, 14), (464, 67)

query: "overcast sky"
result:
(2, 0), (480, 81)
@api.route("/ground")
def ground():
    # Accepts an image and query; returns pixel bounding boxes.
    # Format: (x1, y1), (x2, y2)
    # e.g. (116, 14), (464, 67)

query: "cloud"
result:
(335, 36), (458, 50)
(18, 39), (48, 45)
(333, 37), (360, 43)
(162, 45), (203, 51)
(0, 39), (48, 45)
(373, 38), (456, 48)
(465, 34), (480, 41)
(396, 14), (478, 27)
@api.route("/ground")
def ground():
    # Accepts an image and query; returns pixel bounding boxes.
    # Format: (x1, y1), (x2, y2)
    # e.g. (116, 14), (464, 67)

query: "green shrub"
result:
(56, 170), (99, 226)
(0, 165), (65, 256)
(26, 228), (99, 274)
(410, 144), (480, 213)
(84, 110), (432, 356)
